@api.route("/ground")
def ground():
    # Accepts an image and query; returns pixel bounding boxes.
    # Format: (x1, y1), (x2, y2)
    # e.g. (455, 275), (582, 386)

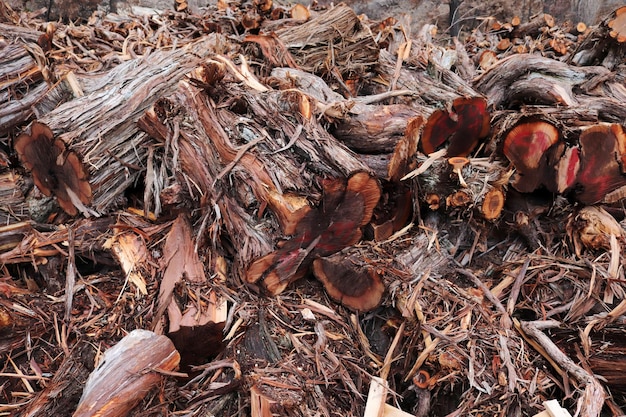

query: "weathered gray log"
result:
(474, 54), (626, 123)
(273, 3), (379, 77)
(0, 37), (51, 135)
(37, 35), (226, 214)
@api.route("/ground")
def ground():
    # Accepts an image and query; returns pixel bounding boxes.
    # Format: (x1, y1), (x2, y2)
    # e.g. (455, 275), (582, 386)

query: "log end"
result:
(312, 256), (384, 312)
(420, 97), (490, 157)
(14, 122), (92, 216)
(503, 119), (560, 193)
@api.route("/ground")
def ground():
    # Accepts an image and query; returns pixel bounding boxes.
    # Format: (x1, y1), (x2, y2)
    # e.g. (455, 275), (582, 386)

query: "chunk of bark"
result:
(14, 122), (92, 217)
(419, 96), (490, 157)
(312, 254), (384, 312)
(154, 214), (224, 335)
(502, 119), (560, 193)
(73, 329), (180, 417)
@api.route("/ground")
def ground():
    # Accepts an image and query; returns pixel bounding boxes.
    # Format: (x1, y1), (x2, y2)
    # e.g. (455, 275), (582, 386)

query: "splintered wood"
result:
(3, 1), (626, 417)
(73, 329), (180, 417)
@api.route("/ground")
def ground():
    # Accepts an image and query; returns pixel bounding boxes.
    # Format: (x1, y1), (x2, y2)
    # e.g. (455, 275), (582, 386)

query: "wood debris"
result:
(2, 1), (626, 417)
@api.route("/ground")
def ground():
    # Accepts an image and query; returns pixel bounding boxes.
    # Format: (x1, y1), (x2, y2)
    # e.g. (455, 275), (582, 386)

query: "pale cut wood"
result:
(363, 376), (388, 417)
(382, 404), (416, 417)
(73, 329), (180, 417)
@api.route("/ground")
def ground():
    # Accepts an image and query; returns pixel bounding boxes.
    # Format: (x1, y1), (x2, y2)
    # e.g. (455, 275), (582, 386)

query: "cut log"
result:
(608, 6), (626, 42)
(269, 67), (430, 155)
(37, 36), (223, 214)
(289, 4), (310, 21)
(553, 145), (581, 193)
(478, 50), (498, 71)
(419, 96), (490, 157)
(138, 58), (379, 295)
(474, 54), (616, 111)
(14, 122), (93, 217)
(510, 13), (555, 38)
(405, 154), (509, 220)
(573, 124), (626, 204)
(246, 171), (380, 294)
(312, 251), (385, 311)
(332, 104), (425, 154)
(502, 119), (560, 193)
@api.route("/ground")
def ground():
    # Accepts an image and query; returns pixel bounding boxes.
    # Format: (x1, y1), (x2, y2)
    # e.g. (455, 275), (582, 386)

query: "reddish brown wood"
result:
(246, 172), (381, 294)
(574, 124), (626, 204)
(14, 122), (92, 216)
(419, 97), (490, 157)
(312, 252), (384, 312)
(502, 119), (560, 193)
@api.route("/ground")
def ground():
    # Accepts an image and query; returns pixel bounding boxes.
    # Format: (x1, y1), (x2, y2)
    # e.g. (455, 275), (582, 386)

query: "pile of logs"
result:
(2, 1), (626, 416)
